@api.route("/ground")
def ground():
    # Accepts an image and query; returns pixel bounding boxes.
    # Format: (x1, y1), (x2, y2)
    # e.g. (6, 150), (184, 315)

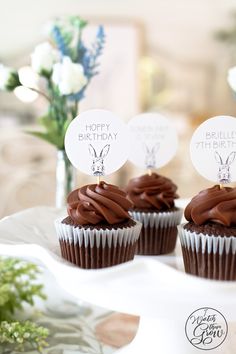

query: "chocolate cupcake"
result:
(126, 173), (182, 255)
(54, 181), (142, 269)
(179, 185), (236, 280)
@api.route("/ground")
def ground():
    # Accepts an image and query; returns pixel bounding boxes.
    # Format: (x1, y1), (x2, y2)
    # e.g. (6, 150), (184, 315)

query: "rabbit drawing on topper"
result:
(144, 143), (160, 169)
(89, 144), (110, 176)
(214, 151), (236, 184)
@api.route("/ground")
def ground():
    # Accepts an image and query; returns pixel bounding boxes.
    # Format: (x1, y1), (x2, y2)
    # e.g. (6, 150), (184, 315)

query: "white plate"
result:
(0, 206), (236, 320)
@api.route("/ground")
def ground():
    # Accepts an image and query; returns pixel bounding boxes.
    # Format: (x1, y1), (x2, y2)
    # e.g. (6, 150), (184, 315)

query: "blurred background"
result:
(1, 0), (236, 217)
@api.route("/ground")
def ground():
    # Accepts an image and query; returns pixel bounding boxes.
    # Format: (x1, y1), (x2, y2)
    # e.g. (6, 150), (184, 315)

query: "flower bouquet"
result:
(0, 16), (105, 207)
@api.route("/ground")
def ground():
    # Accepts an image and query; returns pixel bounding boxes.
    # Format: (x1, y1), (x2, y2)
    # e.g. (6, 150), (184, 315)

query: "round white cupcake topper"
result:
(128, 113), (178, 169)
(190, 115), (236, 184)
(65, 109), (129, 176)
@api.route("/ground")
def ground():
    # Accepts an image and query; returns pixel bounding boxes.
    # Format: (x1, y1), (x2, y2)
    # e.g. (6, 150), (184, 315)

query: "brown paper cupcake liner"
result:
(179, 225), (236, 280)
(130, 209), (182, 255)
(55, 218), (142, 269)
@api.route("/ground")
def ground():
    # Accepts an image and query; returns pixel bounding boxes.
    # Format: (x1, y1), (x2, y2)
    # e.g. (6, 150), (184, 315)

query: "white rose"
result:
(31, 42), (59, 74)
(52, 56), (88, 95)
(0, 64), (19, 90)
(227, 66), (236, 92)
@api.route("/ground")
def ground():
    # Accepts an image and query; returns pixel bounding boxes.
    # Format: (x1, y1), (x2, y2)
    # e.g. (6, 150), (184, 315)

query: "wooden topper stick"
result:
(148, 169), (152, 176)
(97, 176), (101, 185)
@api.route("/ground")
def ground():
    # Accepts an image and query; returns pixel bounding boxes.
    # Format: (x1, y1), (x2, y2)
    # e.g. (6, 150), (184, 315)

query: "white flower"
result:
(52, 56), (88, 95)
(227, 66), (236, 92)
(31, 42), (59, 74)
(0, 64), (13, 89)
(18, 66), (39, 88)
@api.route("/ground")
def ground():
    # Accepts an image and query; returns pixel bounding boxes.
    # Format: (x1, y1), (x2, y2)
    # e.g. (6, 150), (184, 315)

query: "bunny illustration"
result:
(88, 144), (110, 176)
(143, 143), (160, 169)
(214, 151), (236, 184)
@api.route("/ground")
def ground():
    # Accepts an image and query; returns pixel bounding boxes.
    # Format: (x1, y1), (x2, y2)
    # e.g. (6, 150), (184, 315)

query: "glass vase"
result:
(56, 150), (76, 208)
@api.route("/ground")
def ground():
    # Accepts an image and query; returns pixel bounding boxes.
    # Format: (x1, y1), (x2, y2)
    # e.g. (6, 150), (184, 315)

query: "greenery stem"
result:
(27, 87), (52, 102)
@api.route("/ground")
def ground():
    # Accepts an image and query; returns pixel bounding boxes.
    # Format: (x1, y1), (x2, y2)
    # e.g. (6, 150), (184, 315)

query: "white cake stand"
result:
(0, 206), (236, 354)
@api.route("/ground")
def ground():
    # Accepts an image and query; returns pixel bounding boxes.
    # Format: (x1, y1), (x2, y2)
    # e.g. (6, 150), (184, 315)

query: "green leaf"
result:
(40, 69), (52, 79)
(0, 257), (49, 352)
(0, 258), (46, 322)
(0, 320), (49, 352)
(38, 115), (58, 132)
(63, 117), (72, 134)
(27, 131), (65, 150)
(5, 72), (21, 91)
(70, 16), (87, 29)
(27, 131), (54, 144)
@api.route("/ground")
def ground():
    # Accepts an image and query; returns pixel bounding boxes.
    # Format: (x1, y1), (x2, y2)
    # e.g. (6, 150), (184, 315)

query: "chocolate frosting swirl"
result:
(185, 185), (236, 226)
(67, 182), (132, 225)
(126, 173), (178, 210)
